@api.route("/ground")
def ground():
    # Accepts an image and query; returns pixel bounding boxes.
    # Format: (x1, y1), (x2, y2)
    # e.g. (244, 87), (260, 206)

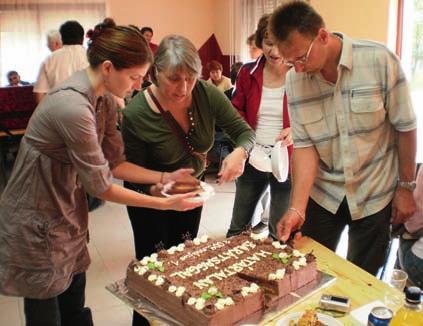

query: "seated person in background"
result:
(122, 34), (255, 326)
(33, 20), (88, 103)
(247, 33), (263, 60)
(224, 61), (243, 100)
(6, 71), (30, 86)
(46, 29), (62, 52)
(226, 14), (292, 240)
(397, 165), (423, 288)
(206, 59), (232, 93)
(140, 26), (158, 54)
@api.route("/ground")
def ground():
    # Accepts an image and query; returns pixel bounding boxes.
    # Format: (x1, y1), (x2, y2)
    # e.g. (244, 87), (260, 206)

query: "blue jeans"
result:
(24, 272), (93, 326)
(227, 162), (291, 239)
(397, 238), (423, 289)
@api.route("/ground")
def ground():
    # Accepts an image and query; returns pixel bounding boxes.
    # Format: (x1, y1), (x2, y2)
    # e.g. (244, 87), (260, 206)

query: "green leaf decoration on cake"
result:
(147, 261), (165, 272)
(272, 252), (291, 264)
(201, 292), (212, 300)
(201, 286), (223, 301)
(147, 262), (155, 270)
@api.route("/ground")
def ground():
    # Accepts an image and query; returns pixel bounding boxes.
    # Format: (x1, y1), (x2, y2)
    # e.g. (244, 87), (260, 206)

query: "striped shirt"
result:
(286, 33), (417, 220)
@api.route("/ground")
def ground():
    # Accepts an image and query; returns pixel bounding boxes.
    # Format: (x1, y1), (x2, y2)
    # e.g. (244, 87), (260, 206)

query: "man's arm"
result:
(392, 129), (417, 225)
(35, 92), (46, 104)
(277, 146), (319, 241)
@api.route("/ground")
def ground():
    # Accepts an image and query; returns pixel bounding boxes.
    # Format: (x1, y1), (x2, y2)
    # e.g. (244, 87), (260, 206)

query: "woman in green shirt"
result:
(122, 35), (255, 326)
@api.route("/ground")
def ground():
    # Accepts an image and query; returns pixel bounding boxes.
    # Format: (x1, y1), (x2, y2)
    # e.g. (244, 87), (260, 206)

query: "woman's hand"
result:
(161, 193), (203, 211)
(217, 147), (247, 184)
(149, 184), (165, 197)
(275, 127), (292, 146)
(161, 168), (196, 185)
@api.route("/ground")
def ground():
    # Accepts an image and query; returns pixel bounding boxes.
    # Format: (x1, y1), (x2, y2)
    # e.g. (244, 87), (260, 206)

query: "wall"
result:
(313, 0), (391, 44)
(106, 0), (393, 54)
(105, 0), (215, 48)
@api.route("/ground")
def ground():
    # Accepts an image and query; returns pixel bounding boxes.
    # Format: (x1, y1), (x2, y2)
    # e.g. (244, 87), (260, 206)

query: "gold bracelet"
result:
(288, 207), (305, 221)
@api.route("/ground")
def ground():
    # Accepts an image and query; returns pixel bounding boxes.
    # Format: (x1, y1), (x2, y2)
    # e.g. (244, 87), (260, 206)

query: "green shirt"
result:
(122, 80), (255, 184)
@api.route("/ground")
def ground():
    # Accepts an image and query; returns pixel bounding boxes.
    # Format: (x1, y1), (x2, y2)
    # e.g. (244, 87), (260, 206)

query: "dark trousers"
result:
(24, 273), (93, 326)
(227, 163), (291, 239)
(127, 205), (203, 326)
(302, 198), (391, 275)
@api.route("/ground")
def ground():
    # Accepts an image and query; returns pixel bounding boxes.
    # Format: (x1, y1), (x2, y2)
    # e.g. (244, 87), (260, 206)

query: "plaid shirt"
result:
(286, 33), (417, 219)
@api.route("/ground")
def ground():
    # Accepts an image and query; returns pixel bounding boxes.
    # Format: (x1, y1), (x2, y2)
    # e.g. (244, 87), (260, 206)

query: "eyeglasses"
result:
(282, 37), (316, 68)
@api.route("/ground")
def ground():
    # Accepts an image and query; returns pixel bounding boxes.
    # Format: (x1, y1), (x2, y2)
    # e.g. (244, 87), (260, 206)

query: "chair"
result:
(0, 86), (37, 188)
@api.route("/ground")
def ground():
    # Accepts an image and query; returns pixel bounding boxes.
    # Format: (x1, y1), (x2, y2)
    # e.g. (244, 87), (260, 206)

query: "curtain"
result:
(236, 0), (286, 63)
(0, 0), (105, 86)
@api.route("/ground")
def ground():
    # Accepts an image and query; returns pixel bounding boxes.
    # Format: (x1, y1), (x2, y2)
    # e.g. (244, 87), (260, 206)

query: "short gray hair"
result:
(151, 35), (202, 85)
(47, 30), (62, 43)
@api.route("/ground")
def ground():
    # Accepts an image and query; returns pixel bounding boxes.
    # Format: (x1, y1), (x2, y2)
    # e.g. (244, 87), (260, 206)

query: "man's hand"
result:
(277, 209), (305, 242)
(391, 187), (416, 225)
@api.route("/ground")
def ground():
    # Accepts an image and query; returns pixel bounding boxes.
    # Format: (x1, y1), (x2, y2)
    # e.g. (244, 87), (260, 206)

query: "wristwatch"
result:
(397, 180), (417, 191)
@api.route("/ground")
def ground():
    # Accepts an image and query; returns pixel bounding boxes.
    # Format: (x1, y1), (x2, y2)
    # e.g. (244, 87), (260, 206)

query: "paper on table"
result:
(350, 300), (387, 325)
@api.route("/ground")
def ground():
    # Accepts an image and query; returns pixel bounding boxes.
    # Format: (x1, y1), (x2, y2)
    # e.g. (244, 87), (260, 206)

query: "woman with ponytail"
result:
(0, 19), (201, 326)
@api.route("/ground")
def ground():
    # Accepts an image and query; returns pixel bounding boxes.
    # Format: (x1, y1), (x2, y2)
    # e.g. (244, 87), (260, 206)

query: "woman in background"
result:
(226, 14), (293, 239)
(122, 34), (255, 326)
(206, 59), (232, 93)
(0, 19), (200, 326)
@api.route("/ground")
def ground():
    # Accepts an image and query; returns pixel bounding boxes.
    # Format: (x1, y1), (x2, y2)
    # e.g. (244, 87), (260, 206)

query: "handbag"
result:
(147, 88), (207, 167)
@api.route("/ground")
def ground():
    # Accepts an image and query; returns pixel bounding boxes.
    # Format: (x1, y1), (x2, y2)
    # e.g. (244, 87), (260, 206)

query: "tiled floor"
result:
(0, 175), (397, 325)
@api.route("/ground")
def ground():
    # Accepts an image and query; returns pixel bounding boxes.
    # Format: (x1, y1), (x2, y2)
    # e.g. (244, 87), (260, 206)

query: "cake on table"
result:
(125, 232), (318, 326)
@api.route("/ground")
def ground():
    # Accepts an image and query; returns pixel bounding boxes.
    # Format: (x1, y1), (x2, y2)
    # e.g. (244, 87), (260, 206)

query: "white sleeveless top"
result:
(255, 85), (284, 145)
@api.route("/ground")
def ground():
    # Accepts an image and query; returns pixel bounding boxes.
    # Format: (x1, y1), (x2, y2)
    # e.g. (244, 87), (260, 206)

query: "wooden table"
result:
(261, 237), (401, 325)
(0, 128), (25, 138)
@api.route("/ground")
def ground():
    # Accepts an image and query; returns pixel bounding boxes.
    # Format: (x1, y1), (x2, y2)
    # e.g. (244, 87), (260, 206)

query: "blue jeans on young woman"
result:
(397, 237), (423, 289)
(227, 162), (291, 239)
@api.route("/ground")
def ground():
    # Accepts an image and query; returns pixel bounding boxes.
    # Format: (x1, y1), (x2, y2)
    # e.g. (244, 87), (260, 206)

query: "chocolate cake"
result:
(125, 232), (318, 325)
(165, 176), (203, 195)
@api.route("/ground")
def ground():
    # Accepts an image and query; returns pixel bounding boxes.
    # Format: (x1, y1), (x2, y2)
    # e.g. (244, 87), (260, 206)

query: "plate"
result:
(275, 311), (343, 326)
(249, 144), (272, 172)
(271, 141), (289, 182)
(161, 181), (215, 203)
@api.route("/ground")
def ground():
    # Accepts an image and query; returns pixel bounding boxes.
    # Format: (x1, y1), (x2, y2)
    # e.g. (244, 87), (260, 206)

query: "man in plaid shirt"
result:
(270, 1), (417, 275)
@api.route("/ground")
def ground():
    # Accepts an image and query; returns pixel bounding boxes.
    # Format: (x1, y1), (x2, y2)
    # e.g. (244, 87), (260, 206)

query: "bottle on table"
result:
(390, 286), (423, 325)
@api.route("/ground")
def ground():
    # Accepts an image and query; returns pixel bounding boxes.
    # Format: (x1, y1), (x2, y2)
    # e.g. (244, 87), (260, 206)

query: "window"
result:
(396, 0), (423, 163)
(0, 1), (105, 86)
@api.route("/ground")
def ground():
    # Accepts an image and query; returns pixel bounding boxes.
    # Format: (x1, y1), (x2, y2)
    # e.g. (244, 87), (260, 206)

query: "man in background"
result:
(140, 26), (158, 54)
(271, 1), (417, 275)
(46, 30), (63, 52)
(33, 20), (88, 103)
(6, 71), (30, 87)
